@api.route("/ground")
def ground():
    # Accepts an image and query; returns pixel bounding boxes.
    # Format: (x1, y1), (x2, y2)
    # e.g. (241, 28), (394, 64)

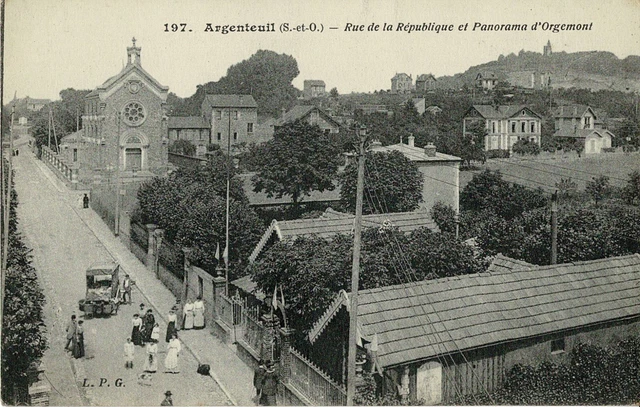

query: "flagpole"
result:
(347, 124), (367, 406)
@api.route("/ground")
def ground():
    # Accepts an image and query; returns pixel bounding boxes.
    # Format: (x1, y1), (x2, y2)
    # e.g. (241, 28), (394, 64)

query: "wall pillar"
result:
(212, 274), (226, 319)
(278, 327), (294, 384)
(145, 224), (158, 271)
(179, 247), (192, 327)
(154, 229), (164, 278)
(260, 314), (280, 363)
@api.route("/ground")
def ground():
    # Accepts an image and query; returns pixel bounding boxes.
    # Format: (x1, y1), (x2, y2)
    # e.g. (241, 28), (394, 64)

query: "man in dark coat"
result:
(253, 359), (266, 401)
(160, 390), (173, 406)
(260, 361), (278, 406)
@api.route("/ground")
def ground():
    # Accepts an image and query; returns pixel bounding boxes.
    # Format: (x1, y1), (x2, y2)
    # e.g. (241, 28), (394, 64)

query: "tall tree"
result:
(585, 175), (611, 206)
(252, 120), (342, 205)
(167, 50), (300, 118)
(339, 150), (423, 214)
(2, 159), (48, 403)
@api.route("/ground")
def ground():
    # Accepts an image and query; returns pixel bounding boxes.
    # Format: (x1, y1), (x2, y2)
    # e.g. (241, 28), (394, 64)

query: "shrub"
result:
(512, 139), (541, 156)
(486, 149), (510, 159)
(602, 147), (616, 153)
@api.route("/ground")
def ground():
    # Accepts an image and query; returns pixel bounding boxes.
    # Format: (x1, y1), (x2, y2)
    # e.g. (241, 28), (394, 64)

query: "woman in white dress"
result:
(151, 323), (160, 342)
(183, 301), (194, 330)
(164, 333), (182, 373)
(143, 340), (158, 373)
(193, 296), (205, 329)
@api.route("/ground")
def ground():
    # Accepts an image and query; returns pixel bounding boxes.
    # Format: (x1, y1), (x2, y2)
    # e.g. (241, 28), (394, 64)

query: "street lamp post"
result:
(347, 124), (368, 406)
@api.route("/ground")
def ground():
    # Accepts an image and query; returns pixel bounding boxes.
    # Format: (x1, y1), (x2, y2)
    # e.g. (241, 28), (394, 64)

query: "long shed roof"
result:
(309, 254), (640, 368)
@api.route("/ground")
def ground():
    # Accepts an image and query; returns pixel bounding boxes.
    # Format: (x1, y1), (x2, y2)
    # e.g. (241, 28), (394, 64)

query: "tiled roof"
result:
(202, 94), (257, 109)
(468, 105), (540, 120)
(553, 105), (594, 119)
(370, 143), (461, 163)
(310, 254), (640, 368)
(487, 254), (533, 273)
(97, 63), (169, 93)
(248, 208), (438, 263)
(274, 105), (341, 129)
(554, 128), (615, 139)
(416, 74), (436, 81)
(168, 116), (208, 129)
(304, 80), (326, 87)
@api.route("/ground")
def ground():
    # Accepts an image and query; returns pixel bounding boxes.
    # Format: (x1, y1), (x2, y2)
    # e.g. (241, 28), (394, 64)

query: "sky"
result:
(3, 0), (640, 104)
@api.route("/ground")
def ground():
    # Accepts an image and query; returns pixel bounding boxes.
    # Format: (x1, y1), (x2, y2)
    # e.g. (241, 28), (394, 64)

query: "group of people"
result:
(127, 304), (182, 374)
(181, 297), (205, 330)
(65, 314), (85, 359)
(253, 359), (278, 406)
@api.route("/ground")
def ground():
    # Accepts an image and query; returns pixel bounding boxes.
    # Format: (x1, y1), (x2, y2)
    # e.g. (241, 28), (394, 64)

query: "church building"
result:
(59, 38), (170, 185)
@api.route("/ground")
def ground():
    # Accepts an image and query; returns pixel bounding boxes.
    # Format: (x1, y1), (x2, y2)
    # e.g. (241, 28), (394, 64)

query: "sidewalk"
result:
(30, 151), (256, 407)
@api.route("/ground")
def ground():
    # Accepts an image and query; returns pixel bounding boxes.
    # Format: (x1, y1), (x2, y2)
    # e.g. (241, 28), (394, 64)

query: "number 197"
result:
(164, 23), (187, 32)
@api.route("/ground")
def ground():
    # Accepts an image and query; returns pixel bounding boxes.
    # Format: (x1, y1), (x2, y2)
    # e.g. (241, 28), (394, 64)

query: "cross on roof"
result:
(132, 37), (137, 47)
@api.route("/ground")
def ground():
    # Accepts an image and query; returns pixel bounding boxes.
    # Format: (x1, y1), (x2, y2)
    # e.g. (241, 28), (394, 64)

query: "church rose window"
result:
(122, 102), (146, 126)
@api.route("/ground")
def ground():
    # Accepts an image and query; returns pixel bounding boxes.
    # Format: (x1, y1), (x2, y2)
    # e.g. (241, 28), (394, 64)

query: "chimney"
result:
(424, 143), (436, 157)
(408, 135), (415, 147)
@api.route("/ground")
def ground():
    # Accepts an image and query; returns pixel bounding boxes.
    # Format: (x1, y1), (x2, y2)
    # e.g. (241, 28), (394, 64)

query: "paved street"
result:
(13, 143), (233, 406)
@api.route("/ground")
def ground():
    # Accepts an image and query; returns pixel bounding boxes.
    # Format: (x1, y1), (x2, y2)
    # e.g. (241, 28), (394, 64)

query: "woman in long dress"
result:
(151, 323), (160, 342)
(166, 310), (178, 343)
(131, 314), (143, 346)
(143, 340), (158, 373)
(193, 297), (205, 329)
(164, 333), (181, 373)
(183, 301), (194, 330)
(124, 337), (135, 369)
(143, 309), (155, 343)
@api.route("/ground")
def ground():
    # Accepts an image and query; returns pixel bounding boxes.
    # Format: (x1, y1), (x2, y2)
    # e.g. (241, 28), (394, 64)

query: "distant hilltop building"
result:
(475, 72), (498, 90)
(506, 70), (552, 90)
(415, 74), (437, 92)
(303, 80), (326, 99)
(543, 40), (552, 56)
(391, 73), (413, 94)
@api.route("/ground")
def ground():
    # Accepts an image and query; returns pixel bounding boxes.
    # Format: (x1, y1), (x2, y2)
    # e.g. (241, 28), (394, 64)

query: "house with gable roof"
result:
(307, 254), (640, 404)
(553, 105), (615, 154)
(475, 72), (498, 90)
(463, 105), (542, 152)
(257, 105), (342, 141)
(391, 73), (413, 94)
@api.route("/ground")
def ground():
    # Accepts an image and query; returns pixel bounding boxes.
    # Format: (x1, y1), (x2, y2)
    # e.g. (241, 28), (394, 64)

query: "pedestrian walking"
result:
(132, 313), (143, 346)
(144, 340), (158, 373)
(82, 193), (89, 209)
(124, 338), (135, 369)
(253, 359), (266, 403)
(122, 274), (132, 304)
(151, 323), (160, 342)
(183, 301), (194, 330)
(260, 361), (278, 406)
(139, 303), (146, 313)
(193, 296), (205, 329)
(165, 309), (178, 343)
(65, 315), (77, 352)
(163, 333), (181, 373)
(143, 309), (155, 343)
(160, 391), (173, 406)
(73, 320), (85, 358)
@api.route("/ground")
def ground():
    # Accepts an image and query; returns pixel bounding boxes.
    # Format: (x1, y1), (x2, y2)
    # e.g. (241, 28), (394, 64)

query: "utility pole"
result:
(550, 191), (558, 265)
(114, 112), (122, 236)
(347, 124), (367, 406)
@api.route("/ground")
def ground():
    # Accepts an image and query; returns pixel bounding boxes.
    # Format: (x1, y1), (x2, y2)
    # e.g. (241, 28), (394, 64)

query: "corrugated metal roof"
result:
(311, 254), (640, 368)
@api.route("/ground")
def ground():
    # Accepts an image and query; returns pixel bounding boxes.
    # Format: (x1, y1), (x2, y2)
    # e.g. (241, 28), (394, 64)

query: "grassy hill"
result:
(437, 50), (640, 92)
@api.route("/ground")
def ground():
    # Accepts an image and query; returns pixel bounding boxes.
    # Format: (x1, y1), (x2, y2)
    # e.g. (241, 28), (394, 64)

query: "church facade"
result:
(59, 39), (169, 185)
